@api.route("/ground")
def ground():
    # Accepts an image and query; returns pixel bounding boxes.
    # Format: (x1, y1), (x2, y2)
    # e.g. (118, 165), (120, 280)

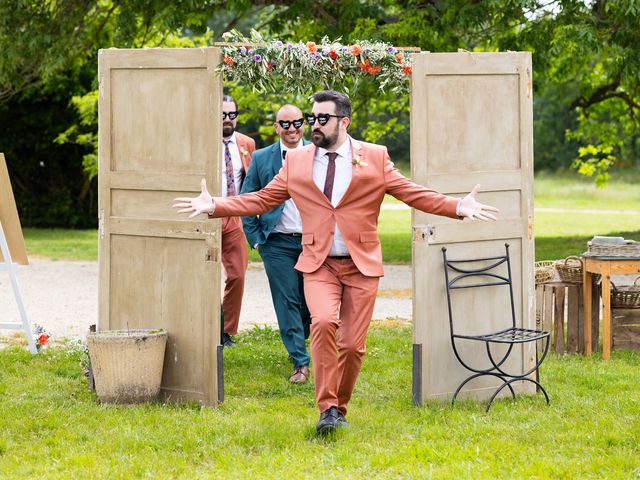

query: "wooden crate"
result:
(535, 281), (600, 354)
(612, 308), (640, 351)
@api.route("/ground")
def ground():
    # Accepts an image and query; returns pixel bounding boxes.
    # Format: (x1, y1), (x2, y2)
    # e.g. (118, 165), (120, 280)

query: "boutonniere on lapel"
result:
(352, 155), (368, 172)
(240, 147), (249, 160)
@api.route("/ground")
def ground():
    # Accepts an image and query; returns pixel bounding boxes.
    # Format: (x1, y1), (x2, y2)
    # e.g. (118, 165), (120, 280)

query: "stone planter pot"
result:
(87, 329), (167, 404)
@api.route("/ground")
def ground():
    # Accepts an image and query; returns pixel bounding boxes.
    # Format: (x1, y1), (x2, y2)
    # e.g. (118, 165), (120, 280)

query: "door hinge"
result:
(528, 216), (534, 240)
(99, 210), (105, 240)
(204, 246), (218, 262)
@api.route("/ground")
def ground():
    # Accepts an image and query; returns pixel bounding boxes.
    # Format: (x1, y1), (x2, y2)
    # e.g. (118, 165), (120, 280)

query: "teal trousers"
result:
(259, 233), (311, 368)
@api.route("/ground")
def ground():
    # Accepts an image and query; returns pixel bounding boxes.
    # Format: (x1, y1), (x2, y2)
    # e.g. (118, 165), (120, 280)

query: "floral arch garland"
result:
(217, 30), (415, 95)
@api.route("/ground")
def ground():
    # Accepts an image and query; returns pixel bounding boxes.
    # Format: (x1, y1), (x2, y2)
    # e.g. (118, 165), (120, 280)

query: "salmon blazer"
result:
(234, 131), (255, 174)
(212, 137), (460, 277)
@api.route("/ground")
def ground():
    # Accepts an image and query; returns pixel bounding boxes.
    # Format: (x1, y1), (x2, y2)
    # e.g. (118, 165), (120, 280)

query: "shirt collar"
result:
(224, 132), (237, 145)
(280, 139), (302, 156)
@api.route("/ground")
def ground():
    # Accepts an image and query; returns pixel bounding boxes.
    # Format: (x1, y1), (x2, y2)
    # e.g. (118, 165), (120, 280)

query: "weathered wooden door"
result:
(98, 48), (223, 405)
(411, 52), (535, 403)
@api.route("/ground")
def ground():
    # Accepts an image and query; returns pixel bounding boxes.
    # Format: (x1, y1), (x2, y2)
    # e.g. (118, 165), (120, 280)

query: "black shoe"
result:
(336, 411), (348, 427)
(222, 333), (236, 347)
(316, 406), (340, 435)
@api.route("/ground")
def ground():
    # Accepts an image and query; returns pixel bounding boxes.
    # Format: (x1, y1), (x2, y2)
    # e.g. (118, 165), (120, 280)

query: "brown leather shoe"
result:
(289, 365), (310, 384)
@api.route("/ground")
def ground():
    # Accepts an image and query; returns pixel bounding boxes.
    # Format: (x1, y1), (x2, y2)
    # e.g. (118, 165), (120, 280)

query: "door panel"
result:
(411, 52), (535, 402)
(98, 47), (222, 405)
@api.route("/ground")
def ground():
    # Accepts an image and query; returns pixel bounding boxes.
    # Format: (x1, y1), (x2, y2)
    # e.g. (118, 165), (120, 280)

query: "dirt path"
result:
(0, 260), (412, 341)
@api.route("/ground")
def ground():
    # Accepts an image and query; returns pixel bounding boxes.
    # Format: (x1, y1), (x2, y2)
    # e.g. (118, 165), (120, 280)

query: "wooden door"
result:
(410, 52), (535, 403)
(98, 48), (223, 405)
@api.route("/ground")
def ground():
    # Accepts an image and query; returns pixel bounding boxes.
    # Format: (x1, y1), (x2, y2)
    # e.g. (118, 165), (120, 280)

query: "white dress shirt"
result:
(272, 141), (304, 234)
(221, 132), (245, 197)
(312, 137), (352, 256)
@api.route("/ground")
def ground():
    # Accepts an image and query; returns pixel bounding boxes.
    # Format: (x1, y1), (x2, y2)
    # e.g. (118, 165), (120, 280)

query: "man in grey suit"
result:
(241, 104), (312, 384)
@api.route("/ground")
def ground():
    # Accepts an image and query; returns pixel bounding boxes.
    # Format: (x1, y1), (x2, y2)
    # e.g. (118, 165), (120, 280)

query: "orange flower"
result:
(223, 55), (234, 65)
(329, 49), (339, 60)
(349, 44), (362, 56)
(306, 41), (317, 53)
(395, 52), (404, 64)
(358, 60), (381, 75)
(402, 65), (413, 75)
(38, 333), (49, 346)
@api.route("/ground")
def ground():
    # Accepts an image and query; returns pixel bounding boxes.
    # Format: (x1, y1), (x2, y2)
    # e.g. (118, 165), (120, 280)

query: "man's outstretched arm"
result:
(173, 170), (291, 219)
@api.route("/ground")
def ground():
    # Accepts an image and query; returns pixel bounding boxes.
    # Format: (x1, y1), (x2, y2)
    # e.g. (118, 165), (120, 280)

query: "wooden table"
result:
(582, 255), (640, 360)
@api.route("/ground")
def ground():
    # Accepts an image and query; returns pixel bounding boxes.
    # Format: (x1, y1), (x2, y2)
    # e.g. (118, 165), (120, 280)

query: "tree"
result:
(2, 0), (639, 227)
(0, 1), (237, 226)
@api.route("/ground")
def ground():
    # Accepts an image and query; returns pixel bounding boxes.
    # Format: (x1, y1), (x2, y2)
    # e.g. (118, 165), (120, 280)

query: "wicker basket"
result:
(588, 243), (640, 257)
(611, 277), (640, 309)
(554, 256), (583, 284)
(534, 260), (555, 285)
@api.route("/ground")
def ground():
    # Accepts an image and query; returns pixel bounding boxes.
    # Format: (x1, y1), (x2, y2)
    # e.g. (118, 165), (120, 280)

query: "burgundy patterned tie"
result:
(223, 139), (236, 196)
(323, 152), (337, 201)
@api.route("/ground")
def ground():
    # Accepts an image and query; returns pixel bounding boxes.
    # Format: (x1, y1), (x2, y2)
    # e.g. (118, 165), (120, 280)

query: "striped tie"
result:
(223, 139), (236, 196)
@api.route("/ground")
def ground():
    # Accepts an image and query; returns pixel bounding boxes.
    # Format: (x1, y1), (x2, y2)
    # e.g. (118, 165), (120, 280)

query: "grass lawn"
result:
(23, 228), (97, 261)
(534, 172), (640, 260)
(1, 324), (639, 478)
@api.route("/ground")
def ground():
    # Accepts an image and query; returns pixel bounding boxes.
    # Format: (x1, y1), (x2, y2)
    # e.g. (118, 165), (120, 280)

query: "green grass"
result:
(23, 228), (97, 261)
(533, 172), (640, 260)
(1, 324), (639, 478)
(534, 170), (640, 211)
(22, 173), (640, 263)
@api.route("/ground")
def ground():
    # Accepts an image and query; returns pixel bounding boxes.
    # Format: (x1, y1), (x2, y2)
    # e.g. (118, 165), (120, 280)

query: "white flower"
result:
(352, 156), (368, 172)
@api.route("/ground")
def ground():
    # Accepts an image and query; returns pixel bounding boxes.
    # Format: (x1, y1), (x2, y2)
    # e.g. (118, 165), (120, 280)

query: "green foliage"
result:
(0, 96), (97, 227)
(55, 91), (100, 180)
(571, 144), (615, 188)
(526, 0), (640, 182)
(533, 84), (581, 171)
(3, 0), (640, 227)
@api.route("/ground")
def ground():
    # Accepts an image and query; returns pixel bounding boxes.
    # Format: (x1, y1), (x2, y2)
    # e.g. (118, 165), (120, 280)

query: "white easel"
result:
(0, 220), (37, 353)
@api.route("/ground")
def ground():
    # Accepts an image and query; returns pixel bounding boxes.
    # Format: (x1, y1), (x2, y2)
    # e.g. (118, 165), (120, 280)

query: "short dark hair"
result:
(312, 90), (351, 118)
(222, 94), (237, 110)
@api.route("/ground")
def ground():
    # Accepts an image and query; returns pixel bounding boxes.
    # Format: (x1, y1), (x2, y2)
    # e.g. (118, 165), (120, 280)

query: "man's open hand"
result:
(173, 179), (215, 218)
(458, 184), (499, 221)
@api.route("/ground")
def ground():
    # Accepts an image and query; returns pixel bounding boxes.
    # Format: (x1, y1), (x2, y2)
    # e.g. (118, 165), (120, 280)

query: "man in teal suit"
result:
(241, 104), (312, 384)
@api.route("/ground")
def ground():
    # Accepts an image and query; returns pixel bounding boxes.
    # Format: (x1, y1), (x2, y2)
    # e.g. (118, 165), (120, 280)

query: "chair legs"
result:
(485, 377), (549, 412)
(452, 372), (550, 412)
(451, 336), (551, 412)
(452, 372), (516, 405)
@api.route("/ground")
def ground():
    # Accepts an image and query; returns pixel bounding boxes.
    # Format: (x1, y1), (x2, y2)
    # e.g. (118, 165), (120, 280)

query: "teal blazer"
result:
(240, 139), (310, 248)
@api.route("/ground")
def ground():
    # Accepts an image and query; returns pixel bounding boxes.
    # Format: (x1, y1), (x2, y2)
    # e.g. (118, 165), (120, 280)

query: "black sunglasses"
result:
(278, 118), (304, 130)
(222, 111), (239, 120)
(305, 113), (344, 126)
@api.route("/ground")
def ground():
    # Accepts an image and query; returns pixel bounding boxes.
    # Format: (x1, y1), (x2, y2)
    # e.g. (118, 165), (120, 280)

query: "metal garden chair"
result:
(442, 243), (550, 412)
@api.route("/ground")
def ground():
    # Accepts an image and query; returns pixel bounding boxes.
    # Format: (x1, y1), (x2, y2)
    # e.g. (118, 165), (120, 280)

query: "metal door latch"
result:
(413, 226), (436, 242)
